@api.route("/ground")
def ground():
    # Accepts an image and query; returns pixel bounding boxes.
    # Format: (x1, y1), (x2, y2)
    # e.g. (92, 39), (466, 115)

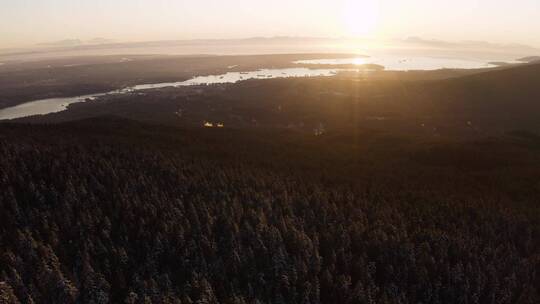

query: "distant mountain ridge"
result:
(33, 36), (540, 51)
(518, 56), (540, 62)
(37, 38), (116, 47)
(1, 36), (539, 63)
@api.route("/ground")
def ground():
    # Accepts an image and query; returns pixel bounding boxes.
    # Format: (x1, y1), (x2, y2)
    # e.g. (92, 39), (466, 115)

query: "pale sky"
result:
(1, 0), (539, 48)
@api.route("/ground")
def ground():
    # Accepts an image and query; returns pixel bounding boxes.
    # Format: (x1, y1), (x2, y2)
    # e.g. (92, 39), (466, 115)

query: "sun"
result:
(342, 0), (380, 37)
(353, 57), (366, 65)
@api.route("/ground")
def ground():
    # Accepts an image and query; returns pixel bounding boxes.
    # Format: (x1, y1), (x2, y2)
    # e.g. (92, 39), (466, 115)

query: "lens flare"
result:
(342, 0), (380, 37)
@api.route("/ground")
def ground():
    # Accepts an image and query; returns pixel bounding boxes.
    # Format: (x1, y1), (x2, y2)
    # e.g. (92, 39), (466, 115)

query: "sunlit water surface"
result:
(0, 54), (521, 120)
(294, 55), (500, 70)
(0, 68), (339, 120)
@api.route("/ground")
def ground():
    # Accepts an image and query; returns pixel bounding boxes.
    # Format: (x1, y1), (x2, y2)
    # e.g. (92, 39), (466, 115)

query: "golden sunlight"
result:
(353, 57), (367, 65)
(342, 0), (380, 37)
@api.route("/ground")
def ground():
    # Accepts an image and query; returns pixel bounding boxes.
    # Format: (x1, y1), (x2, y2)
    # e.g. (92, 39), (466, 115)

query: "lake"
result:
(0, 68), (340, 120)
(0, 55), (521, 120)
(294, 55), (500, 71)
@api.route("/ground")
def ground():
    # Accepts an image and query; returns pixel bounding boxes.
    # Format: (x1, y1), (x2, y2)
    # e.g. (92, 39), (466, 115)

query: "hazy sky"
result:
(1, 0), (539, 48)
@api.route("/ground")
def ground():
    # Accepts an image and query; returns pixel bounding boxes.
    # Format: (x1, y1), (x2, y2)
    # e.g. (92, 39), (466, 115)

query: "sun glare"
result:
(343, 0), (380, 37)
(353, 57), (366, 65)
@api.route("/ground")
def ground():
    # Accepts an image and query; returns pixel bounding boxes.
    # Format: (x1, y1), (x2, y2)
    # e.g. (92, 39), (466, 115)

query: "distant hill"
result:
(37, 39), (83, 47)
(36, 38), (115, 47)
(416, 62), (540, 131)
(3, 36), (538, 62)
(518, 56), (540, 63)
(403, 36), (538, 52)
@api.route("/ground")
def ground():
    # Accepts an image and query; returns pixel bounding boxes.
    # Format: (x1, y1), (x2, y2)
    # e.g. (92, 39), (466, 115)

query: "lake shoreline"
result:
(0, 53), (522, 120)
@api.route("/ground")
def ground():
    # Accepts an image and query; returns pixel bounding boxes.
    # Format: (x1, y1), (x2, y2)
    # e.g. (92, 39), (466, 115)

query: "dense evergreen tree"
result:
(0, 119), (538, 303)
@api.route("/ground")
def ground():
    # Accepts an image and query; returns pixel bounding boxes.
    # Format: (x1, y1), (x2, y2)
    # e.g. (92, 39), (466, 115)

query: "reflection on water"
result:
(0, 54), (517, 120)
(0, 94), (108, 120)
(294, 55), (499, 71)
(132, 68), (338, 90)
(0, 68), (340, 120)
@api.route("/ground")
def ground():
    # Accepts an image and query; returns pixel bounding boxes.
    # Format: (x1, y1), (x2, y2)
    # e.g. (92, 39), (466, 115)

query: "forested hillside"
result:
(0, 119), (539, 303)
